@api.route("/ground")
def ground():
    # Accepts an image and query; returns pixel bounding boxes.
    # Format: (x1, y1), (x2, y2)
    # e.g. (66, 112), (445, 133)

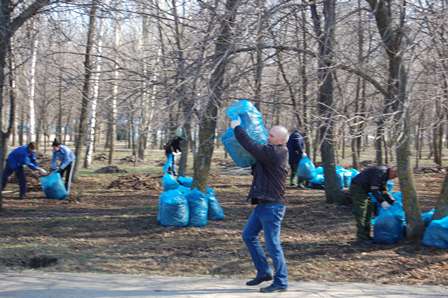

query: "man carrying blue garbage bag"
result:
(231, 117), (289, 293)
(163, 136), (184, 176)
(51, 139), (75, 190)
(349, 165), (397, 242)
(286, 129), (305, 188)
(1, 142), (48, 199)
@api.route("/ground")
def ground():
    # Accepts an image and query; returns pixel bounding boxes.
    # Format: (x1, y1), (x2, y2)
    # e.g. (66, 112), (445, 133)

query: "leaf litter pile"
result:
(0, 170), (447, 285)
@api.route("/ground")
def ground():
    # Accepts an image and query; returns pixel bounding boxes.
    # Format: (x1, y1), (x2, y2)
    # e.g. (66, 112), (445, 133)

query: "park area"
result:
(0, 149), (447, 286)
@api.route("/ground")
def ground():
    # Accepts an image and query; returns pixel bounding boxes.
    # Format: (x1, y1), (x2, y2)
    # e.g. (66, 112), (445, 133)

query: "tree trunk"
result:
(193, 0), (240, 191)
(84, 18), (103, 168)
(433, 173), (448, 220)
(253, 0), (266, 110)
(73, 0), (98, 179)
(108, 20), (120, 165)
(26, 20), (38, 144)
(310, 0), (345, 204)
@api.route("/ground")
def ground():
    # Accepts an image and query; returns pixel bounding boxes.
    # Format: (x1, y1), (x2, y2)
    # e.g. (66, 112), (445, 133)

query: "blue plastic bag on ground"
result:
(206, 188), (224, 220)
(373, 192), (405, 244)
(421, 209), (435, 227)
(422, 216), (448, 249)
(297, 154), (316, 180)
(162, 173), (179, 191)
(39, 172), (67, 200)
(177, 176), (193, 188)
(221, 99), (268, 167)
(158, 189), (189, 227)
(187, 188), (209, 227)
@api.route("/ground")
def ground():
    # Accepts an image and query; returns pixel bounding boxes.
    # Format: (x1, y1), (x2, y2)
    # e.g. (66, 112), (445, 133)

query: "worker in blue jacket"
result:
(51, 139), (75, 190)
(1, 142), (47, 198)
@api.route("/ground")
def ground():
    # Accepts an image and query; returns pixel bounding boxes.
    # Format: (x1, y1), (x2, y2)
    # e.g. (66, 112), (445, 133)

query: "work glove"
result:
(230, 117), (241, 129)
(37, 167), (48, 175)
(380, 201), (391, 209)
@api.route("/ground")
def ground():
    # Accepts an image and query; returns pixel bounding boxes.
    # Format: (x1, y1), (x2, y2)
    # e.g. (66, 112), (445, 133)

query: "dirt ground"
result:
(0, 159), (447, 286)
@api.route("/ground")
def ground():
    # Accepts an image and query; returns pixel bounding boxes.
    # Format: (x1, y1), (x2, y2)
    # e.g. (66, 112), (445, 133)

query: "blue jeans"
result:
(242, 203), (288, 288)
(1, 164), (27, 196)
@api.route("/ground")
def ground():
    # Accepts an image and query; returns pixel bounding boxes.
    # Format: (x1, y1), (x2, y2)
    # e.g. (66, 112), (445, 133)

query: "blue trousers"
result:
(242, 203), (288, 288)
(1, 164), (27, 196)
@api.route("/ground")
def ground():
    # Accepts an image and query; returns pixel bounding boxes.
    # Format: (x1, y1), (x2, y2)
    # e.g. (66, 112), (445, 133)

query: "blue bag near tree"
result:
(421, 209), (435, 227)
(373, 192), (406, 244)
(221, 99), (268, 167)
(39, 172), (68, 200)
(177, 176), (193, 188)
(206, 188), (224, 220)
(187, 188), (209, 227)
(158, 189), (189, 227)
(422, 215), (448, 249)
(297, 154), (316, 180)
(162, 173), (179, 191)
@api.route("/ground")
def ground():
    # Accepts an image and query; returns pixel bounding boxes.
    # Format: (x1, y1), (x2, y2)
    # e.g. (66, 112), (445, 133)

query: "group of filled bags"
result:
(158, 173), (225, 227)
(371, 190), (448, 248)
(298, 154), (359, 189)
(221, 99), (268, 167)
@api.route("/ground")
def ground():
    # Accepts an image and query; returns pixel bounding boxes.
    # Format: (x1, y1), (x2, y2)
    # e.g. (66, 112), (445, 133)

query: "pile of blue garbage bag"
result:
(157, 173), (225, 227)
(297, 155), (360, 190)
(221, 99), (268, 167)
(39, 171), (68, 200)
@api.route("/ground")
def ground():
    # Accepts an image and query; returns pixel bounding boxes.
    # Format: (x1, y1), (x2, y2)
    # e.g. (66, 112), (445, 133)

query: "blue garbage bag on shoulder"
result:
(40, 172), (68, 200)
(186, 188), (209, 227)
(206, 188), (224, 220)
(221, 99), (268, 167)
(373, 191), (406, 244)
(163, 173), (179, 191)
(421, 209), (435, 227)
(177, 176), (193, 188)
(422, 215), (448, 249)
(297, 154), (316, 180)
(158, 189), (189, 227)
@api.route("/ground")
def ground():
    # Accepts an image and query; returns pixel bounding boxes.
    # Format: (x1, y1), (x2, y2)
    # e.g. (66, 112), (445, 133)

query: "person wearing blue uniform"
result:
(51, 139), (75, 190)
(286, 130), (305, 188)
(1, 142), (47, 198)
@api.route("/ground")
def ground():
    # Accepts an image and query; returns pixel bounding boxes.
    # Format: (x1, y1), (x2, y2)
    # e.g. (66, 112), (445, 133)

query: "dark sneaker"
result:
(260, 284), (288, 293)
(246, 275), (273, 286)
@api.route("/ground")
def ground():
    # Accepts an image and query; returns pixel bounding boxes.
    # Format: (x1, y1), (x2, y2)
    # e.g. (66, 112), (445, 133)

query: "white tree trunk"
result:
(84, 19), (104, 168)
(108, 18), (120, 165)
(27, 21), (38, 143)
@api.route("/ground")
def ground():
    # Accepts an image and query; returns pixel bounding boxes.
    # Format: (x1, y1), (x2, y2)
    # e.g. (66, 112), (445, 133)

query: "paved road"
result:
(0, 271), (447, 298)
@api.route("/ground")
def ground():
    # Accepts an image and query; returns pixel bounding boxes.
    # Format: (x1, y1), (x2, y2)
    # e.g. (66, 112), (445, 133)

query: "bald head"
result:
(268, 126), (289, 145)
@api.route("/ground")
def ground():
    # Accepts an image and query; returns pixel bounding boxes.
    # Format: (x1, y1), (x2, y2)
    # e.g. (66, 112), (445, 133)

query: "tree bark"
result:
(193, 0), (240, 191)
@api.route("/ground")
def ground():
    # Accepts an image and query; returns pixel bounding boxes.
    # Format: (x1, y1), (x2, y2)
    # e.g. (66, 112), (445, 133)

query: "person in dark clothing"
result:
(163, 136), (183, 176)
(1, 142), (47, 198)
(350, 166), (398, 241)
(286, 130), (305, 188)
(231, 117), (289, 293)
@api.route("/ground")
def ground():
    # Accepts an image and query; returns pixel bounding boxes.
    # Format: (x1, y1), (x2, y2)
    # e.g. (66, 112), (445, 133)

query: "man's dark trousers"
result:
(59, 162), (73, 189)
(350, 183), (374, 240)
(1, 164), (27, 197)
(242, 203), (288, 288)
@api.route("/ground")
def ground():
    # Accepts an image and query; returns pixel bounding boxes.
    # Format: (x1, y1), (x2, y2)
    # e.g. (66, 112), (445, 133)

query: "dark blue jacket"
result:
(351, 166), (390, 203)
(234, 126), (288, 204)
(287, 130), (304, 164)
(6, 145), (38, 171)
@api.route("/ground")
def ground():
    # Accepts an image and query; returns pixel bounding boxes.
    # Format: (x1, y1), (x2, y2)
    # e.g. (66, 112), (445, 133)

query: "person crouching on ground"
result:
(231, 118), (289, 293)
(349, 165), (398, 242)
(1, 142), (47, 199)
(51, 139), (76, 190)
